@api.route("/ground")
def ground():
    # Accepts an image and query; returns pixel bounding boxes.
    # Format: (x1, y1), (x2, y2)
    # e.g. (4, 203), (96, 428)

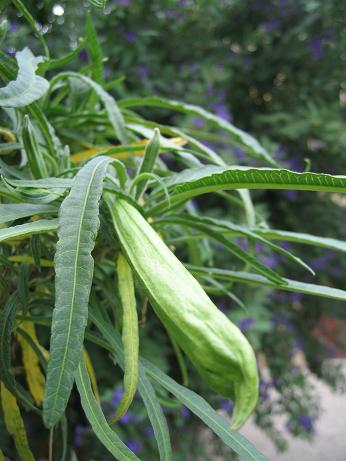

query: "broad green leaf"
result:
(0, 204), (57, 224)
(0, 293), (37, 412)
(110, 253), (139, 424)
(188, 265), (346, 301)
(147, 166), (346, 216)
(43, 157), (111, 428)
(119, 97), (275, 165)
(17, 322), (45, 405)
(254, 228), (346, 253)
(0, 219), (58, 243)
(0, 48), (49, 107)
(135, 128), (160, 199)
(142, 360), (268, 461)
(86, 13), (104, 84)
(50, 72), (128, 144)
(75, 357), (140, 461)
(90, 309), (266, 461)
(90, 309), (172, 461)
(0, 382), (35, 461)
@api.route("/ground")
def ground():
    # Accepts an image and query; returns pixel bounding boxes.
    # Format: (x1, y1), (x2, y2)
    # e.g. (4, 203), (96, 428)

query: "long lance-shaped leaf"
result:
(147, 166), (346, 216)
(253, 228), (346, 253)
(187, 265), (346, 301)
(110, 253), (139, 424)
(0, 48), (49, 107)
(85, 13), (104, 85)
(118, 97), (274, 166)
(90, 309), (266, 461)
(0, 219), (58, 243)
(135, 128), (160, 199)
(50, 72), (128, 144)
(0, 204), (57, 224)
(90, 308), (172, 461)
(155, 214), (314, 275)
(43, 156), (111, 428)
(75, 357), (141, 461)
(0, 383), (35, 461)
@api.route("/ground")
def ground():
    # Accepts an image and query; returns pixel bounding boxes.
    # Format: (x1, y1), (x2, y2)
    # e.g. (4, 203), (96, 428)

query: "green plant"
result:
(1, 6), (346, 461)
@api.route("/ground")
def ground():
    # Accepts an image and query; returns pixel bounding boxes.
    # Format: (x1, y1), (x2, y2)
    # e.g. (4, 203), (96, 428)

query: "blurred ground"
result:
(240, 359), (346, 461)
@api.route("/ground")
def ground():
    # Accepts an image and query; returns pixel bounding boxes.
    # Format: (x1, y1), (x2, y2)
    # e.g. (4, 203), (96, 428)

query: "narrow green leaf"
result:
(0, 219), (58, 243)
(75, 357), (141, 461)
(43, 157), (111, 428)
(5, 178), (73, 190)
(22, 115), (49, 179)
(135, 128), (160, 199)
(86, 14), (104, 85)
(0, 48), (49, 107)
(0, 204), (57, 224)
(50, 72), (128, 144)
(109, 253), (139, 424)
(90, 309), (172, 461)
(147, 166), (346, 216)
(188, 265), (346, 301)
(89, 0), (106, 7)
(119, 97), (275, 165)
(39, 40), (85, 73)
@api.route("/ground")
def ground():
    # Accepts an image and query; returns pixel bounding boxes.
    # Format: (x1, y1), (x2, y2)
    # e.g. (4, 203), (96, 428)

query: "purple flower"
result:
(144, 426), (154, 438)
(5, 48), (16, 57)
(111, 387), (124, 405)
(192, 117), (205, 128)
(136, 65), (149, 82)
(211, 101), (232, 122)
(237, 317), (255, 332)
(298, 414), (315, 433)
(78, 49), (88, 63)
(284, 190), (298, 201)
(233, 147), (246, 161)
(103, 67), (111, 79)
(290, 292), (302, 303)
(219, 400), (234, 413)
(113, 0), (131, 5)
(308, 36), (325, 61)
(125, 440), (143, 454)
(123, 30), (138, 43)
(8, 22), (20, 33)
(235, 237), (248, 251)
(259, 379), (270, 401)
(73, 425), (88, 447)
(181, 407), (191, 419)
(260, 255), (280, 268)
(262, 20), (280, 32)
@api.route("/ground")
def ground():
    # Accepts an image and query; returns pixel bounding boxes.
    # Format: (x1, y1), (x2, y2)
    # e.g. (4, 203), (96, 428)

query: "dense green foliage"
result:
(1, 1), (346, 459)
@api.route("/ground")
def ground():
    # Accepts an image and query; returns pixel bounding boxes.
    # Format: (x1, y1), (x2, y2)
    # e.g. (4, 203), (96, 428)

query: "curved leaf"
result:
(0, 204), (57, 224)
(0, 48), (49, 107)
(110, 253), (139, 423)
(43, 157), (111, 428)
(188, 265), (346, 301)
(75, 357), (140, 461)
(147, 166), (346, 216)
(119, 97), (274, 165)
(0, 219), (58, 243)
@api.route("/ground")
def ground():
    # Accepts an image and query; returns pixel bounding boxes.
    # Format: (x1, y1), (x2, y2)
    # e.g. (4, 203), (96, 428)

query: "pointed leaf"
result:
(0, 219), (58, 243)
(0, 204), (57, 224)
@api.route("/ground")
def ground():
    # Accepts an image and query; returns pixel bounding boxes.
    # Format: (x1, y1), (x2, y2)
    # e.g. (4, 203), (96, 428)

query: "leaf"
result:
(51, 72), (128, 144)
(89, 0), (106, 7)
(0, 219), (58, 243)
(119, 97), (275, 165)
(86, 13), (104, 84)
(17, 322), (45, 405)
(0, 382), (35, 461)
(84, 349), (100, 404)
(43, 156), (111, 428)
(75, 357), (141, 461)
(0, 293), (37, 411)
(110, 253), (139, 424)
(90, 309), (265, 461)
(253, 228), (346, 253)
(0, 48), (49, 107)
(135, 128), (160, 199)
(147, 166), (346, 216)
(90, 308), (172, 461)
(21, 115), (49, 179)
(0, 204), (57, 224)
(187, 265), (346, 301)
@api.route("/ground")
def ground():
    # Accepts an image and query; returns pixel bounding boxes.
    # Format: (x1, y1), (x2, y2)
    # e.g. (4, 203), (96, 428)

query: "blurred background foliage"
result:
(1, 0), (346, 457)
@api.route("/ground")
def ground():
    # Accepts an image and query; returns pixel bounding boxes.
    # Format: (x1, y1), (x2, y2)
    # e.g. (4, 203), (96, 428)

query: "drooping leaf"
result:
(110, 253), (139, 424)
(119, 97), (275, 165)
(147, 166), (346, 216)
(0, 48), (49, 107)
(0, 382), (35, 461)
(17, 322), (45, 405)
(75, 357), (140, 461)
(43, 156), (111, 428)
(0, 219), (58, 243)
(90, 308), (172, 461)
(187, 265), (346, 301)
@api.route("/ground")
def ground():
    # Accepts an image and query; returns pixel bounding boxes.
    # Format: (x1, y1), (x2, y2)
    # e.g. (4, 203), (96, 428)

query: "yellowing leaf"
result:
(83, 349), (100, 404)
(0, 448), (5, 461)
(8, 256), (53, 267)
(17, 322), (45, 405)
(0, 382), (35, 461)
